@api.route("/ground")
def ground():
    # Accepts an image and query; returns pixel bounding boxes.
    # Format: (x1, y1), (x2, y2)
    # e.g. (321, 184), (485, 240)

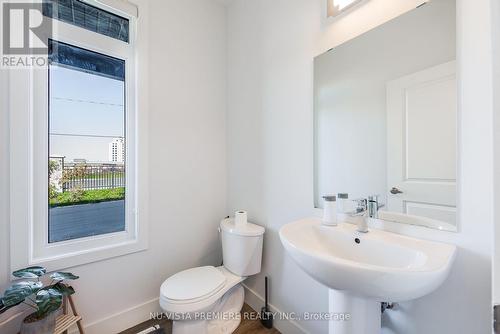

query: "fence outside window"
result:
(61, 162), (125, 192)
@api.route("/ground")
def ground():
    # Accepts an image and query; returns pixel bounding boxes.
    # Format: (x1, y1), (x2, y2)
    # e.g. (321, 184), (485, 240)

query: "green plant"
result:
(61, 164), (87, 185)
(48, 185), (58, 200)
(48, 160), (59, 178)
(68, 186), (85, 202)
(0, 266), (79, 322)
(48, 160), (61, 200)
(50, 187), (125, 207)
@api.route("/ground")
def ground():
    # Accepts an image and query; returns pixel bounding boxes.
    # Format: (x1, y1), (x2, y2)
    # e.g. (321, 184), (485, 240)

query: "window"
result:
(48, 40), (126, 243)
(43, 0), (130, 42)
(9, 0), (146, 271)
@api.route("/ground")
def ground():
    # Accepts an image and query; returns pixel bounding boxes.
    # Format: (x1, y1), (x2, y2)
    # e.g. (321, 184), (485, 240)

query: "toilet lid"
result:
(161, 266), (226, 302)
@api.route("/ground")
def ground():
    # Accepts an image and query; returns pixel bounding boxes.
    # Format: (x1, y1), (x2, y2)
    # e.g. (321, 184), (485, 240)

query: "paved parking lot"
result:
(49, 200), (125, 243)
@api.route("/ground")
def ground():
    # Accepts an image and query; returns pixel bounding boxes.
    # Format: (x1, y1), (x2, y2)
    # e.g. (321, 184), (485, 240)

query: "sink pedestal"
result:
(328, 290), (380, 334)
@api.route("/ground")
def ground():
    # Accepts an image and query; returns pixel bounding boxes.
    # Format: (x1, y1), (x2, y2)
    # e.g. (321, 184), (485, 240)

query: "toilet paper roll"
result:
(235, 210), (248, 228)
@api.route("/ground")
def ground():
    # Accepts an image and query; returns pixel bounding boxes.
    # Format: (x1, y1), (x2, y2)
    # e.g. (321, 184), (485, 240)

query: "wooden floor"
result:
(120, 304), (280, 334)
(234, 304), (280, 334)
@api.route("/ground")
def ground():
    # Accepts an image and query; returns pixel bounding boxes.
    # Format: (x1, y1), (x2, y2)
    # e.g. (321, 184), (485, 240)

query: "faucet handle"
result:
(353, 198), (367, 212)
(345, 198), (368, 217)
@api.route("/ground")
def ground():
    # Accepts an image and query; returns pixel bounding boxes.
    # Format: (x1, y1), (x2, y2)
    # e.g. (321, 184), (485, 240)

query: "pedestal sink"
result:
(279, 218), (456, 334)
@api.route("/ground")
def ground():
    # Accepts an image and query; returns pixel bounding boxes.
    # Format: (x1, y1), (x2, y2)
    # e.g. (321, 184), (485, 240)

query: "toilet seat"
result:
(161, 266), (226, 304)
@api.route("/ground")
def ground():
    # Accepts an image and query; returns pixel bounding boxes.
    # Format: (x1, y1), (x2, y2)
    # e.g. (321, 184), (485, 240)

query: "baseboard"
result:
(69, 297), (161, 334)
(242, 283), (310, 334)
(3, 288), (308, 334)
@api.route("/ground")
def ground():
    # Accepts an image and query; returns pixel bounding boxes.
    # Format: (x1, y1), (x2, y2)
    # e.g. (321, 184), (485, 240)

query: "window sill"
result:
(11, 236), (148, 277)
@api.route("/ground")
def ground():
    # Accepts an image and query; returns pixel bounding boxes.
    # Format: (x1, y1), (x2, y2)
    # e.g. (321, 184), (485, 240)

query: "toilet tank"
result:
(220, 218), (265, 277)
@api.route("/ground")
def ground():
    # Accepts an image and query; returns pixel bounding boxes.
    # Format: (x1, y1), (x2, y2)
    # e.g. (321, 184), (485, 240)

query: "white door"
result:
(386, 61), (457, 230)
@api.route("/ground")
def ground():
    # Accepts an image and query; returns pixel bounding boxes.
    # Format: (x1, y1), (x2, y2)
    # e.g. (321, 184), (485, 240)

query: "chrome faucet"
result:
(367, 195), (385, 219)
(349, 198), (369, 233)
(348, 195), (384, 233)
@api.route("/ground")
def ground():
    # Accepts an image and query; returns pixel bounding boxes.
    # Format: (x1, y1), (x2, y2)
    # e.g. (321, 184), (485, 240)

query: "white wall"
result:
(0, 0), (227, 333)
(226, 1), (328, 333)
(492, 0), (500, 306)
(0, 65), (11, 332)
(226, 0), (494, 333)
(314, 0), (456, 208)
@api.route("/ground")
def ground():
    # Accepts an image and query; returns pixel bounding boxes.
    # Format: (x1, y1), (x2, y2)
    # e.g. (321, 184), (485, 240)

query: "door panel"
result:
(405, 201), (456, 225)
(405, 77), (457, 181)
(387, 61), (457, 226)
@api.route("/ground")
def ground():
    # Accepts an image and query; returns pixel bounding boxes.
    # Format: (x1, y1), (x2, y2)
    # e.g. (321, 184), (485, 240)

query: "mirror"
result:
(314, 0), (457, 231)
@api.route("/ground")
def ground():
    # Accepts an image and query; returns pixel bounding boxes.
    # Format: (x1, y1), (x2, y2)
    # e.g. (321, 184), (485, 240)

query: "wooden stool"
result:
(55, 295), (85, 334)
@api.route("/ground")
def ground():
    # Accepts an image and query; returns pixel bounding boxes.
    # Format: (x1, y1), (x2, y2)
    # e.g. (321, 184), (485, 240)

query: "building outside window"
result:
(109, 138), (125, 163)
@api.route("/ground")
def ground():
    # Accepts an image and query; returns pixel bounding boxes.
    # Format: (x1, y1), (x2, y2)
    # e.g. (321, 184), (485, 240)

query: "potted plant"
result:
(0, 266), (79, 334)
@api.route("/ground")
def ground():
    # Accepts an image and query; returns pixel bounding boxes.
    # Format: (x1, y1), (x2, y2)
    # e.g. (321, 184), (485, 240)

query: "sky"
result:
(49, 64), (125, 163)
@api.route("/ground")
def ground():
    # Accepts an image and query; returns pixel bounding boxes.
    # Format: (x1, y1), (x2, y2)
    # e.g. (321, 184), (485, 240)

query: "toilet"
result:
(159, 217), (265, 334)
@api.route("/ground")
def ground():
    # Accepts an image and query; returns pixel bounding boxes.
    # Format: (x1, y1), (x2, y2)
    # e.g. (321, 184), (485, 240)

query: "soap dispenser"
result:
(322, 195), (337, 226)
(337, 193), (349, 223)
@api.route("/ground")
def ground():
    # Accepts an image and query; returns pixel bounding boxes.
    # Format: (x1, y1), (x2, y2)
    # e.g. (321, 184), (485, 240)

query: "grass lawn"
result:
(50, 187), (125, 207)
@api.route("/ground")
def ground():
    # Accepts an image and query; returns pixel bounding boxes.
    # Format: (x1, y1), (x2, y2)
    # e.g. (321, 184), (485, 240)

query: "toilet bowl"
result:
(159, 217), (265, 334)
(160, 266), (245, 334)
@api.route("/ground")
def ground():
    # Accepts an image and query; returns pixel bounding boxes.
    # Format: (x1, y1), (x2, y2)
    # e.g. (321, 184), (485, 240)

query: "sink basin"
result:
(279, 218), (456, 302)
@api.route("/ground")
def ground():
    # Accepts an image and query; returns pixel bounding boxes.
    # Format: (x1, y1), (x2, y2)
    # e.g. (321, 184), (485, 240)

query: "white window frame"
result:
(9, 0), (148, 273)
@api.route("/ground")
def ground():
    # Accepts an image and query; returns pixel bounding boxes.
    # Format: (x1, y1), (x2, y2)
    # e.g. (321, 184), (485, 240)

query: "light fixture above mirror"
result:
(327, 0), (365, 17)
